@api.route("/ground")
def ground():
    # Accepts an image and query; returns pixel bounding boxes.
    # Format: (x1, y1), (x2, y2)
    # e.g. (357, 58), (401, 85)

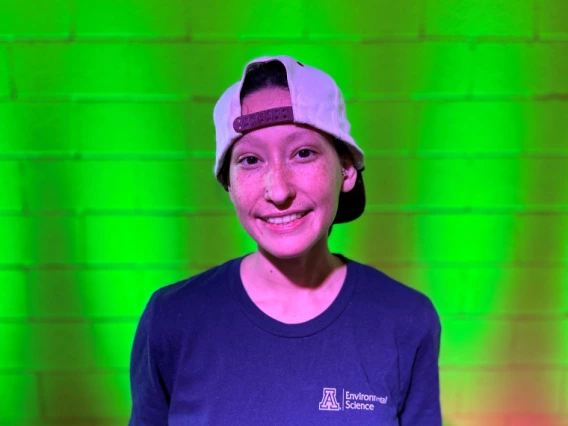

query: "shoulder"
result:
(131, 257), (242, 374)
(349, 260), (440, 335)
(144, 257), (240, 320)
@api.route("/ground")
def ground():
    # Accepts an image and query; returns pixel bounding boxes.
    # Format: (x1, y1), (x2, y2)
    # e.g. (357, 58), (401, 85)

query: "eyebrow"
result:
(237, 128), (325, 148)
(285, 129), (324, 144)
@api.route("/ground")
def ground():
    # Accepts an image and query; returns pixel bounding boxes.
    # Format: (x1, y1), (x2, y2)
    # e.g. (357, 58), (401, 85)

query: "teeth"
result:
(265, 212), (304, 225)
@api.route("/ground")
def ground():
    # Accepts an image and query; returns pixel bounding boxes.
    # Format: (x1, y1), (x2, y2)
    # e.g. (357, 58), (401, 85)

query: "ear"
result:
(227, 183), (235, 204)
(340, 157), (357, 193)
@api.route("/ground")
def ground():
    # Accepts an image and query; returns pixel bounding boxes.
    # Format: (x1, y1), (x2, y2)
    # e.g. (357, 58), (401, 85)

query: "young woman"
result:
(129, 56), (442, 425)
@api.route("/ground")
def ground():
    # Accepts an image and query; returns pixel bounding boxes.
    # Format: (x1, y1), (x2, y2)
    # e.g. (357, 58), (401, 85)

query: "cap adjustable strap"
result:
(233, 106), (294, 133)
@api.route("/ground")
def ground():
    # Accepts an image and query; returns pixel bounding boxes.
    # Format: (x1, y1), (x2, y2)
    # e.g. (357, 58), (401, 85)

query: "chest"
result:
(166, 322), (404, 425)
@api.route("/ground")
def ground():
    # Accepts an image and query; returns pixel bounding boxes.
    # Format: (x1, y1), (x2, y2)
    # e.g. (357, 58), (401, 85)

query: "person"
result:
(129, 55), (442, 425)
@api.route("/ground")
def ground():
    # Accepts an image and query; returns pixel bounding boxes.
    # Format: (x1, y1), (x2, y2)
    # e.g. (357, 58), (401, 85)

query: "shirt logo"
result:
(318, 388), (341, 411)
(319, 387), (388, 412)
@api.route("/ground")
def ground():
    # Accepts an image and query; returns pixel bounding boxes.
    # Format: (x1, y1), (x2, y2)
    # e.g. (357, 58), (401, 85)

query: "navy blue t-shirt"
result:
(129, 256), (442, 425)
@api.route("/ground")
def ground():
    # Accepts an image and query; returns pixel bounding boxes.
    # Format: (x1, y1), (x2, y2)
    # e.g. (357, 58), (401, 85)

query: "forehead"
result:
(234, 125), (330, 151)
(241, 87), (292, 115)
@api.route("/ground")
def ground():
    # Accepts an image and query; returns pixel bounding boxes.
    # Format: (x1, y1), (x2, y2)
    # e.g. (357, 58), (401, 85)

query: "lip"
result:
(258, 211), (311, 233)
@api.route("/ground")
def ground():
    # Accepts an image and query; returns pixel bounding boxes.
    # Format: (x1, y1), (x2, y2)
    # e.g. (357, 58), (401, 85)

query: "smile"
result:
(262, 211), (307, 225)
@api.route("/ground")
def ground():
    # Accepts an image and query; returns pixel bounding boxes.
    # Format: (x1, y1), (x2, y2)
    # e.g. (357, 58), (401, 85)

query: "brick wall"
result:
(0, 0), (567, 425)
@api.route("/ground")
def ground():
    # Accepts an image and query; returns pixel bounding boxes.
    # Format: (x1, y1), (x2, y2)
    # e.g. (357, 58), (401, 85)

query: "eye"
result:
(297, 149), (315, 159)
(239, 156), (259, 166)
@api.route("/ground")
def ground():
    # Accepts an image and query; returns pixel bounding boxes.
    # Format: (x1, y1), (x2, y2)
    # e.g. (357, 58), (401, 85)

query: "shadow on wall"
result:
(503, 157), (568, 421)
(27, 157), (126, 424)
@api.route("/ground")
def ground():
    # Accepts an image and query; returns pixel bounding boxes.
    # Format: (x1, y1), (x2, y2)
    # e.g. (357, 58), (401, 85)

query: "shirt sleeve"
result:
(129, 294), (170, 426)
(398, 298), (442, 426)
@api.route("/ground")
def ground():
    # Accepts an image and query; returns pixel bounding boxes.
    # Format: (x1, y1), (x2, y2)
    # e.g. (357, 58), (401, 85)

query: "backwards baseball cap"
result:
(213, 55), (366, 224)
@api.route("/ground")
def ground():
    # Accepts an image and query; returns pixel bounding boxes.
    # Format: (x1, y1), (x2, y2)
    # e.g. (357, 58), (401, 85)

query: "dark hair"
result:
(239, 61), (289, 102)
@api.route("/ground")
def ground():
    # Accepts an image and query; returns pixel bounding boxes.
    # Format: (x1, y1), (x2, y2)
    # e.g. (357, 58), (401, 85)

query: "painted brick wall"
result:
(0, 1), (567, 425)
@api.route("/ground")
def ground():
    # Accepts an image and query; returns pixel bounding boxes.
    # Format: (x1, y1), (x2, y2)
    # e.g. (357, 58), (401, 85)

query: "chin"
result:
(259, 244), (310, 260)
(254, 232), (327, 260)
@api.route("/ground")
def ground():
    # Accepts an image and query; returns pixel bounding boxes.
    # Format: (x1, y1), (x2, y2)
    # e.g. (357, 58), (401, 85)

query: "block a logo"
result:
(319, 387), (341, 411)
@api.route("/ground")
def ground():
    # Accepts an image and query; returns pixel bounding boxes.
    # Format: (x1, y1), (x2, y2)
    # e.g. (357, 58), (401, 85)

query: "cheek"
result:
(302, 161), (342, 196)
(229, 172), (258, 208)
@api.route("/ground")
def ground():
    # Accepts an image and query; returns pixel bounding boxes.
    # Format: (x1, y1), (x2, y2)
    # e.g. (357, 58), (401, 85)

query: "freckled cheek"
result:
(298, 163), (341, 195)
(233, 172), (256, 191)
(230, 172), (263, 211)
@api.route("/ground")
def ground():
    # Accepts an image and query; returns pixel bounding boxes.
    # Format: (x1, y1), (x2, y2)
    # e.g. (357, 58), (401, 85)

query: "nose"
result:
(264, 162), (295, 205)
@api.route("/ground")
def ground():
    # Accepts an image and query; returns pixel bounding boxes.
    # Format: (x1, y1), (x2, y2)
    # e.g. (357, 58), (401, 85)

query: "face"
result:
(227, 87), (356, 259)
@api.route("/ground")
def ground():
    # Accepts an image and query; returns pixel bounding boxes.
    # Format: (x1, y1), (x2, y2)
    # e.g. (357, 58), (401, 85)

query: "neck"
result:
(245, 239), (344, 292)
